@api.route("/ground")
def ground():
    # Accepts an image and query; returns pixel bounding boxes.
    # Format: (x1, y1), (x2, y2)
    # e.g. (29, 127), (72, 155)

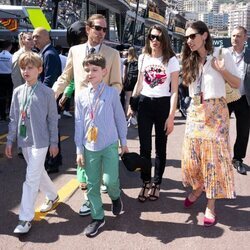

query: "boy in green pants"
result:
(75, 54), (128, 237)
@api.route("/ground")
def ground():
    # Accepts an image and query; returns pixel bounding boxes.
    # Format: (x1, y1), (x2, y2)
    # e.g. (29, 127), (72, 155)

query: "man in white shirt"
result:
(228, 26), (250, 175)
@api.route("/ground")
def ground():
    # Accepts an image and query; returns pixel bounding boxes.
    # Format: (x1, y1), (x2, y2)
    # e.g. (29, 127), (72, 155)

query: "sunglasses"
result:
(91, 25), (107, 33)
(184, 33), (199, 40)
(148, 34), (161, 42)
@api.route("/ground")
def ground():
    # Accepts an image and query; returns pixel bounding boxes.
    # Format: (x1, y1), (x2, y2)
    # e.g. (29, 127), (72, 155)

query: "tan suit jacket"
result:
(52, 43), (122, 96)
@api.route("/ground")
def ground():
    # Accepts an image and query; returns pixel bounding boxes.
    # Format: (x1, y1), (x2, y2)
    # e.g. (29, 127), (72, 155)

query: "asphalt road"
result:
(0, 111), (250, 250)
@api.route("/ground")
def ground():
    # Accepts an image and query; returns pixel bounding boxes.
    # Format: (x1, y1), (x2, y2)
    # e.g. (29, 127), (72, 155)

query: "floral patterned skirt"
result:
(182, 98), (236, 199)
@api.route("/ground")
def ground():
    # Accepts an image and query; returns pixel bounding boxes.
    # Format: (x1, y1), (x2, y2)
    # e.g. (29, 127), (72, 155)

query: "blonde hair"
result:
(18, 51), (43, 69)
(18, 32), (32, 48)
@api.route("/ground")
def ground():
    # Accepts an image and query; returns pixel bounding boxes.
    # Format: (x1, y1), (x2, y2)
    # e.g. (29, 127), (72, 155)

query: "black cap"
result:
(121, 152), (151, 172)
(67, 21), (87, 47)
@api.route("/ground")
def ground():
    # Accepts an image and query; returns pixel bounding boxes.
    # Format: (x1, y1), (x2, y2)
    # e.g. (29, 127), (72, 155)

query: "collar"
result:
(87, 81), (104, 93)
(87, 42), (101, 53)
(230, 46), (245, 57)
(39, 43), (51, 55)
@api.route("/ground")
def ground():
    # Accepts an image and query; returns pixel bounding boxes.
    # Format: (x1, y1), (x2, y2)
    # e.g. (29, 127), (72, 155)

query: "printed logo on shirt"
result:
(144, 64), (167, 88)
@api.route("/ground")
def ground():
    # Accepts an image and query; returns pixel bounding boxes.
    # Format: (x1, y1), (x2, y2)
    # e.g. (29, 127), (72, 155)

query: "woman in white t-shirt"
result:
(181, 21), (240, 227)
(129, 25), (180, 202)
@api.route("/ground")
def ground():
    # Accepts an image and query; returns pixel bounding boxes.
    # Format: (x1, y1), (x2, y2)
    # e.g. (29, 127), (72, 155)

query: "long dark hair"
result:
(182, 21), (213, 86)
(144, 24), (175, 64)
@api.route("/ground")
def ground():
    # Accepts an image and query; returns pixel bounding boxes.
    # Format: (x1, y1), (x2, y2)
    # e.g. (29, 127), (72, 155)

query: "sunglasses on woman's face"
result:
(148, 34), (161, 42)
(91, 25), (107, 33)
(184, 33), (199, 40)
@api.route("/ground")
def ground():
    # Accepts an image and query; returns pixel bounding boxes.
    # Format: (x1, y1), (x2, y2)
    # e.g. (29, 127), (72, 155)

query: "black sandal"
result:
(149, 184), (160, 201)
(138, 182), (151, 202)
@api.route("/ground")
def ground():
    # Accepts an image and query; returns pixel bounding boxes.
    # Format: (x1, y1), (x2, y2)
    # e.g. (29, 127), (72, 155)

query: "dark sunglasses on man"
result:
(91, 25), (107, 33)
(148, 34), (161, 42)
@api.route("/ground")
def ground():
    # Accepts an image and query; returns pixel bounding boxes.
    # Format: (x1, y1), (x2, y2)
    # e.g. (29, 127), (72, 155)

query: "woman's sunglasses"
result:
(184, 33), (199, 40)
(148, 34), (161, 42)
(91, 25), (107, 33)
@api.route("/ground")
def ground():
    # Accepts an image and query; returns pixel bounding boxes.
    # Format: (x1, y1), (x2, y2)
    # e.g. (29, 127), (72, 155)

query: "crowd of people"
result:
(1, 14), (249, 237)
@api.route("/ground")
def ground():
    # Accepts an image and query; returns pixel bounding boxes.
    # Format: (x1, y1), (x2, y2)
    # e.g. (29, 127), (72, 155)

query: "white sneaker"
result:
(63, 111), (72, 117)
(79, 200), (91, 216)
(100, 184), (108, 193)
(40, 195), (59, 213)
(14, 220), (31, 234)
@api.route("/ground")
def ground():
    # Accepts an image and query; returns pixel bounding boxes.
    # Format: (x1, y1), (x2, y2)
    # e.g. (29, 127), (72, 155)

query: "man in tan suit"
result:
(52, 14), (122, 97)
(52, 14), (122, 220)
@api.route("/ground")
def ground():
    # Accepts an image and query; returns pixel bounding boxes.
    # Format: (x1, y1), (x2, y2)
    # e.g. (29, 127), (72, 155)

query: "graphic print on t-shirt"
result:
(144, 64), (167, 88)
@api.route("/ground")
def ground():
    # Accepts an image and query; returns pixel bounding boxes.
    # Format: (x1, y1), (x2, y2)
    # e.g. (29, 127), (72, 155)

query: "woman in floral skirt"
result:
(181, 21), (240, 226)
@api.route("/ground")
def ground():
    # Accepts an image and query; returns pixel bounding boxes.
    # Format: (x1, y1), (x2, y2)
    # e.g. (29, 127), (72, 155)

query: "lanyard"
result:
(88, 83), (105, 123)
(195, 59), (206, 94)
(20, 82), (38, 119)
(232, 49), (244, 66)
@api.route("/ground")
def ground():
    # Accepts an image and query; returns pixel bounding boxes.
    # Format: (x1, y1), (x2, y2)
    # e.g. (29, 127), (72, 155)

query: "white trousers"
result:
(19, 146), (57, 221)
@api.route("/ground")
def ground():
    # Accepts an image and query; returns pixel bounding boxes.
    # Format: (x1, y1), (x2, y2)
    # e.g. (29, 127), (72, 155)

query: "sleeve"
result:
(42, 52), (62, 88)
(112, 89), (127, 146)
(64, 80), (75, 98)
(47, 90), (59, 147)
(7, 89), (20, 145)
(52, 47), (74, 96)
(168, 56), (180, 73)
(108, 50), (123, 93)
(223, 49), (241, 78)
(74, 94), (84, 154)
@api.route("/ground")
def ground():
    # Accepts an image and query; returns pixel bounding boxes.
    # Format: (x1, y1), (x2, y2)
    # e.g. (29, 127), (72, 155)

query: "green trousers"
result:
(84, 142), (121, 220)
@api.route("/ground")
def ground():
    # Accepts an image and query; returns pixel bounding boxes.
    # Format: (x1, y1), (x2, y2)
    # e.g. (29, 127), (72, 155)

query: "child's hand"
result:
(59, 94), (68, 108)
(49, 146), (59, 158)
(5, 144), (13, 158)
(120, 145), (129, 156)
(76, 154), (85, 167)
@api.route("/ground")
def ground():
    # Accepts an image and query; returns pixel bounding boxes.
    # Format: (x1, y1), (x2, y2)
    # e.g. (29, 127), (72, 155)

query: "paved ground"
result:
(0, 111), (250, 250)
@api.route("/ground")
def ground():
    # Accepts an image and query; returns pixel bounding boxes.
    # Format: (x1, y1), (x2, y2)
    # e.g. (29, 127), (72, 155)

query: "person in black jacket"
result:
(32, 27), (62, 173)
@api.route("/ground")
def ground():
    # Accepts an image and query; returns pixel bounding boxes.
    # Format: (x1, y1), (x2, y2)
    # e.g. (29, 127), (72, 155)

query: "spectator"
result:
(32, 27), (62, 173)
(123, 47), (138, 116)
(52, 14), (122, 217)
(128, 24), (179, 202)
(11, 32), (34, 88)
(227, 26), (250, 175)
(181, 21), (240, 227)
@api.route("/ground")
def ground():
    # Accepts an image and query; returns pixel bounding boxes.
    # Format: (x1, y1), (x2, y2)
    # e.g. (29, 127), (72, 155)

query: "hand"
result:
(211, 57), (225, 73)
(5, 144), (13, 158)
(164, 117), (174, 136)
(49, 146), (59, 158)
(59, 94), (68, 108)
(127, 105), (134, 118)
(120, 145), (129, 156)
(76, 154), (85, 167)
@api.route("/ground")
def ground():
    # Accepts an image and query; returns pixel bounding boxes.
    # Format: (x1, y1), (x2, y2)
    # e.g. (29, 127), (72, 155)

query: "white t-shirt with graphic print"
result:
(138, 54), (180, 98)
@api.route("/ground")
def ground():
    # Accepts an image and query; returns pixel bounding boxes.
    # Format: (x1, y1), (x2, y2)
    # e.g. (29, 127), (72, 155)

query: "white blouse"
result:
(189, 47), (240, 100)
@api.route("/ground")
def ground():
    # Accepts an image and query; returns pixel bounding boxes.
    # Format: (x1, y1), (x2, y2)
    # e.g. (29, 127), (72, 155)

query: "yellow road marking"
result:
(60, 136), (69, 142)
(34, 178), (79, 221)
(0, 134), (7, 140)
